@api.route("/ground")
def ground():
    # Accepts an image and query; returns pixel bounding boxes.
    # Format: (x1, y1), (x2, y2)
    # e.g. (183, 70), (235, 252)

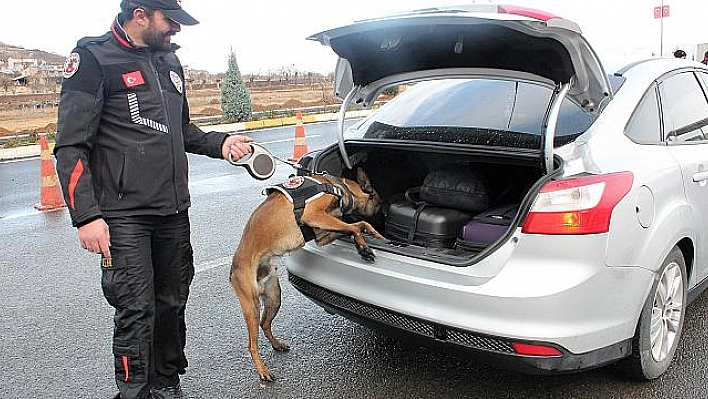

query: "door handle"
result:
(692, 170), (708, 182)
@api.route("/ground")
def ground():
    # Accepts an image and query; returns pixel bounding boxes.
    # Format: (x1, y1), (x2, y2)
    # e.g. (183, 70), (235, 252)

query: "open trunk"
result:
(307, 141), (555, 265)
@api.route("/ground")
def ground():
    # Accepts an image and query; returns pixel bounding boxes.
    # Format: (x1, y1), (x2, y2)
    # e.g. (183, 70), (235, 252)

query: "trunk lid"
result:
(307, 4), (612, 172)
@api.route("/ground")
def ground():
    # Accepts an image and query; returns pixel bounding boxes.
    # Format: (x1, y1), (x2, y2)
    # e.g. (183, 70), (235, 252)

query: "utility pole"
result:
(654, 2), (670, 56)
(660, 0), (664, 56)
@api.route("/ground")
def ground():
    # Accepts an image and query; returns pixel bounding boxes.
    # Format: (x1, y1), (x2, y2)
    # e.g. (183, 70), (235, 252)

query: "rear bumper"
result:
(284, 232), (656, 372)
(289, 272), (632, 374)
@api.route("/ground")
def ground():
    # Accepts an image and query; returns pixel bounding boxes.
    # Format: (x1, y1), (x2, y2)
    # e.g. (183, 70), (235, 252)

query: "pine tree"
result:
(220, 49), (253, 122)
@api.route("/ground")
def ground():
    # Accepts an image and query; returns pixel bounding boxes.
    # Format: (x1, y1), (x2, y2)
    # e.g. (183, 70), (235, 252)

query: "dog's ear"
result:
(356, 167), (374, 194)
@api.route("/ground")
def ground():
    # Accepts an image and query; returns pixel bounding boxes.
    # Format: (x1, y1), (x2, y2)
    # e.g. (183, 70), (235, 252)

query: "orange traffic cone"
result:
(34, 134), (66, 211)
(288, 110), (309, 162)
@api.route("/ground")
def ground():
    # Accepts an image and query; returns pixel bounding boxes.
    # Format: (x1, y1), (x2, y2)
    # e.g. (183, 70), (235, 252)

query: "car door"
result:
(660, 70), (708, 283)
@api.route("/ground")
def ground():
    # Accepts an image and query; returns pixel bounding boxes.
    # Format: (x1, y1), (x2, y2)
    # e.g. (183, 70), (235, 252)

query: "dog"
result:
(230, 167), (384, 381)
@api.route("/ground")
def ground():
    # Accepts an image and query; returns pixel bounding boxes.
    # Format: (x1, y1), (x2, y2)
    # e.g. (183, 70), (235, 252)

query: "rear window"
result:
(359, 79), (596, 149)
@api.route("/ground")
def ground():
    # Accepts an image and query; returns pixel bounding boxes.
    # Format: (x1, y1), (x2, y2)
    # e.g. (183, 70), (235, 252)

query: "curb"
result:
(0, 110), (372, 161)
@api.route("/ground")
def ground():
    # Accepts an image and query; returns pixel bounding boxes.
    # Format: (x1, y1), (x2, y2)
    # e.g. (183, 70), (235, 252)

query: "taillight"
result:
(511, 342), (562, 357)
(522, 172), (634, 235)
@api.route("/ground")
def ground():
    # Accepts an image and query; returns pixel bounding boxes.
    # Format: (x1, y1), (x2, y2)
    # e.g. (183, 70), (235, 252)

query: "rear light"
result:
(511, 342), (562, 357)
(522, 172), (634, 235)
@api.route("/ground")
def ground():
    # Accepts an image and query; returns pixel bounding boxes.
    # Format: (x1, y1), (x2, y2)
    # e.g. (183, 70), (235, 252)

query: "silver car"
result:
(285, 4), (708, 379)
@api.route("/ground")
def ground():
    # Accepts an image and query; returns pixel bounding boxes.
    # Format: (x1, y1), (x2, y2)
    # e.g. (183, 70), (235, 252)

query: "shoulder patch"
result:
(63, 52), (81, 79)
(169, 71), (183, 94)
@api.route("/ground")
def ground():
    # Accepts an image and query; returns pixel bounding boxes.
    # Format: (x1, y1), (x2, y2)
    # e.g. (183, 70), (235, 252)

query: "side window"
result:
(625, 85), (661, 144)
(658, 72), (708, 143)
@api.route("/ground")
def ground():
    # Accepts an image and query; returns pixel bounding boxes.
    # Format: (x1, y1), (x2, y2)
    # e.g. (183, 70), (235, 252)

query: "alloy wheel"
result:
(650, 261), (684, 362)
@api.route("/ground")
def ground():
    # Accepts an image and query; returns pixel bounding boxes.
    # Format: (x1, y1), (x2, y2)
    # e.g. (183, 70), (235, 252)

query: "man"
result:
(54, 1), (252, 398)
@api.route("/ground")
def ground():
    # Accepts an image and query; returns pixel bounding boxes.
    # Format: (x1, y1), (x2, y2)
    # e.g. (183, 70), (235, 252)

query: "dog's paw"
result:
(357, 245), (376, 262)
(272, 340), (290, 352)
(259, 369), (276, 382)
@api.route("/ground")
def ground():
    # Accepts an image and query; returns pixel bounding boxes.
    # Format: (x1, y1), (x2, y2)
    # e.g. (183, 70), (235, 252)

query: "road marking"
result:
(259, 134), (321, 145)
(195, 255), (288, 274)
(195, 255), (233, 273)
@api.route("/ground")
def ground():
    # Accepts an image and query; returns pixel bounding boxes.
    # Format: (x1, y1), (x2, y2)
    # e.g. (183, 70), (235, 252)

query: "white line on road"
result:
(195, 255), (233, 273)
(259, 134), (321, 145)
(195, 255), (288, 274)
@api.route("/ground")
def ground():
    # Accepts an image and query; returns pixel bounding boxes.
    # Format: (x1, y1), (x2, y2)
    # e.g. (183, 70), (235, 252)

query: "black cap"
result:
(129, 0), (199, 25)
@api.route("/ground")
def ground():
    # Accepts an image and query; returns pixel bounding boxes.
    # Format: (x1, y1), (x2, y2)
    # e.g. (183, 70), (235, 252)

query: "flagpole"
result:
(660, 0), (664, 55)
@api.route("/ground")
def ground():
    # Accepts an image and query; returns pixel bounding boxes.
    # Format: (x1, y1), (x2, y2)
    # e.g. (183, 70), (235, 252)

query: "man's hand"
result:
(78, 218), (111, 258)
(222, 134), (254, 161)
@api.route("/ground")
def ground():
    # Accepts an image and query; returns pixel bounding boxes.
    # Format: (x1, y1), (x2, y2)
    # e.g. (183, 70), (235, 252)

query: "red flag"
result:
(655, 5), (670, 19)
(122, 71), (145, 88)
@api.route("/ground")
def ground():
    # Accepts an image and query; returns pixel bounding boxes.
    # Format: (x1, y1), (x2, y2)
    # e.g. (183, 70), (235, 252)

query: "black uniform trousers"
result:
(101, 211), (194, 399)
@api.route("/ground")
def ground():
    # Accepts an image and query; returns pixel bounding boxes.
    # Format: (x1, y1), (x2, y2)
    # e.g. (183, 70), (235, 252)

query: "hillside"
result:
(0, 42), (65, 64)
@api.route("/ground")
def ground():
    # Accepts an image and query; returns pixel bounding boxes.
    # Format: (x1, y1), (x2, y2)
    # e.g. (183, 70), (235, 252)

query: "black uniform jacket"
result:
(55, 18), (228, 227)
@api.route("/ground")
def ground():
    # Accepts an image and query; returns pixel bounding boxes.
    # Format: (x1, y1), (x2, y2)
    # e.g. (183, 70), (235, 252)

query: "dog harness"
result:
(264, 175), (354, 242)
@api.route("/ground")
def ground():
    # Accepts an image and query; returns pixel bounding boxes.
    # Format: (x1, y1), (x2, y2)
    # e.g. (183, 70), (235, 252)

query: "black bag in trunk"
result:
(384, 166), (488, 248)
(386, 198), (474, 248)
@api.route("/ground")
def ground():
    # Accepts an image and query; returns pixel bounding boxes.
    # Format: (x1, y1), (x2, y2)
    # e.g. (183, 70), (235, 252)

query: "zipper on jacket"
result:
(118, 154), (126, 201)
(148, 52), (181, 212)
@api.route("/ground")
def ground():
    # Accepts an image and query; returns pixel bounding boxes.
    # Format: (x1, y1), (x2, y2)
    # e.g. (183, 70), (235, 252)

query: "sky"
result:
(1, 0), (707, 75)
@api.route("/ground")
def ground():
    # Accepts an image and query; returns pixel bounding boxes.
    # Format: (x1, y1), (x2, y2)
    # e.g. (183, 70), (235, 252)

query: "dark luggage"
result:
(384, 166), (488, 248)
(386, 198), (474, 248)
(457, 204), (520, 250)
(418, 166), (489, 213)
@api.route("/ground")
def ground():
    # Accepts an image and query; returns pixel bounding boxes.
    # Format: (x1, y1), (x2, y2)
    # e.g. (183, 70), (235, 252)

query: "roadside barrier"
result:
(288, 110), (309, 162)
(34, 133), (66, 211)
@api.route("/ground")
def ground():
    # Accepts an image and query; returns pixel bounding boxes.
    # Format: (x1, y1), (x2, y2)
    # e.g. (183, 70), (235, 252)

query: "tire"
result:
(624, 245), (687, 380)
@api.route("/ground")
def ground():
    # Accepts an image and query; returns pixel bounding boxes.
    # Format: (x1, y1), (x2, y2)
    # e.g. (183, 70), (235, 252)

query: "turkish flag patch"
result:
(122, 71), (145, 88)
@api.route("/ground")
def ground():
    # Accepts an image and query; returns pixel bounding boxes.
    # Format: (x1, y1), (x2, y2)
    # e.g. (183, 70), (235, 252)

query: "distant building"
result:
(7, 57), (39, 72)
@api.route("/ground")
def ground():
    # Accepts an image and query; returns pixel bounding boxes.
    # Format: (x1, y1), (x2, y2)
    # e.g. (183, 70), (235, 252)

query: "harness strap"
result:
(265, 176), (346, 243)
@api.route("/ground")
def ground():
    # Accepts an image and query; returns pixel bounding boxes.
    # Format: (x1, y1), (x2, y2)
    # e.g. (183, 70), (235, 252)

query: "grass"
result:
(0, 132), (55, 148)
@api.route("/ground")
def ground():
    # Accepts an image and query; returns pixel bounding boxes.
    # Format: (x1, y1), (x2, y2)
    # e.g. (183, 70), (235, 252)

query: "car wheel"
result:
(624, 245), (687, 380)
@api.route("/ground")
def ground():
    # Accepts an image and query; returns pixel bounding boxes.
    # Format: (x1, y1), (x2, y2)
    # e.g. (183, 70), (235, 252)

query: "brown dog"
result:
(230, 168), (383, 381)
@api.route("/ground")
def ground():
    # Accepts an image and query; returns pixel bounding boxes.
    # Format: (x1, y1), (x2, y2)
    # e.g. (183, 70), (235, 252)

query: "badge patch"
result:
(283, 176), (305, 189)
(122, 71), (145, 88)
(170, 71), (183, 94)
(63, 52), (81, 79)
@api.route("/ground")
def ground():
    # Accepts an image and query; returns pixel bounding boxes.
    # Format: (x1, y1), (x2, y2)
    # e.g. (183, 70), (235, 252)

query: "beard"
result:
(143, 26), (174, 51)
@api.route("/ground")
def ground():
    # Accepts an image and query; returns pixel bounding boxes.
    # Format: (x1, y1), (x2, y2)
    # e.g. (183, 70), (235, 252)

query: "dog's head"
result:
(339, 167), (382, 219)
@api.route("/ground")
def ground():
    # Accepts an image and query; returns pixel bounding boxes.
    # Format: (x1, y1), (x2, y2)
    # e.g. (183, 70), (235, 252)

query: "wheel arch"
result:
(676, 237), (694, 283)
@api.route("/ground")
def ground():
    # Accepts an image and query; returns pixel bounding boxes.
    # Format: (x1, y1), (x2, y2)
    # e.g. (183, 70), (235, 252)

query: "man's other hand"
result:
(78, 218), (111, 258)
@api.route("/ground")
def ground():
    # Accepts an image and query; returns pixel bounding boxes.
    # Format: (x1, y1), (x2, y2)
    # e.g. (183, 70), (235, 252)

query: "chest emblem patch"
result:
(170, 71), (183, 94)
(283, 176), (305, 189)
(122, 71), (145, 88)
(63, 53), (81, 79)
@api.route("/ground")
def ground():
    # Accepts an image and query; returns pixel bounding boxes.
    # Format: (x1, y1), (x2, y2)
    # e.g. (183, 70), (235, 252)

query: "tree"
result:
(220, 48), (253, 122)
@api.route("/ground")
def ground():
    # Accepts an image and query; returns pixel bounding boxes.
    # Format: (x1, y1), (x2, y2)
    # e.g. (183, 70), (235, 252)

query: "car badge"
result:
(170, 71), (183, 94)
(63, 52), (81, 79)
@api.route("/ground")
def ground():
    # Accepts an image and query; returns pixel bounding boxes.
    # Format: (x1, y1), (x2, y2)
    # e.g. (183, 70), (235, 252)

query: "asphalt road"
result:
(2, 121), (708, 398)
